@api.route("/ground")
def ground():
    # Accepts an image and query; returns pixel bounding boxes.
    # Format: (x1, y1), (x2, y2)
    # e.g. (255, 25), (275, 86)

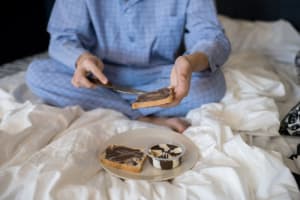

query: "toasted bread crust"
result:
(99, 145), (147, 173)
(132, 95), (174, 109)
(131, 87), (174, 109)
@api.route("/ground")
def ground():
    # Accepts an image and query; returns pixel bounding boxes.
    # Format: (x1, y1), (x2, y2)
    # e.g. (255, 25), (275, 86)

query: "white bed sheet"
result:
(0, 16), (300, 200)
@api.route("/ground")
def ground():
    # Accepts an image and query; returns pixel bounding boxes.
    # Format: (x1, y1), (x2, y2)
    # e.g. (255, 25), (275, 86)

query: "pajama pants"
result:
(26, 59), (226, 119)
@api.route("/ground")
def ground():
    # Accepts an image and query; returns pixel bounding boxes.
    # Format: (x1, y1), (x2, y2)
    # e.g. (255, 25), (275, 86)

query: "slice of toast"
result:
(131, 87), (174, 109)
(100, 144), (147, 173)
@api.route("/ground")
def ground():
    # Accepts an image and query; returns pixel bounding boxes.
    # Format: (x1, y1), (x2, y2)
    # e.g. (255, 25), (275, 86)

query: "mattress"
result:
(0, 15), (300, 200)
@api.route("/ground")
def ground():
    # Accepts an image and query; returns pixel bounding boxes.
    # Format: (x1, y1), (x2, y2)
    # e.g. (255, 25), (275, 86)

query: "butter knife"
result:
(86, 73), (146, 95)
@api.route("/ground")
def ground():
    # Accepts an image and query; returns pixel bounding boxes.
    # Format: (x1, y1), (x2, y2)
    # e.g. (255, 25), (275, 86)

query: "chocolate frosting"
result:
(148, 144), (184, 170)
(136, 88), (172, 102)
(150, 144), (182, 158)
(105, 145), (144, 166)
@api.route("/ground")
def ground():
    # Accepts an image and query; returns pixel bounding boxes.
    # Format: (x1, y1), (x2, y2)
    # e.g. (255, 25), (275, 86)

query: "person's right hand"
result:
(72, 52), (108, 88)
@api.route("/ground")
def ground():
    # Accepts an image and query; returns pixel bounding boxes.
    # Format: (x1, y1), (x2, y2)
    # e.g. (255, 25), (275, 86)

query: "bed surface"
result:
(0, 16), (300, 199)
(0, 53), (48, 79)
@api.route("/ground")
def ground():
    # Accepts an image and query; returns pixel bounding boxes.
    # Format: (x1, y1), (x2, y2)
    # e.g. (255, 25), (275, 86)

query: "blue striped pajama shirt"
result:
(26, 0), (231, 119)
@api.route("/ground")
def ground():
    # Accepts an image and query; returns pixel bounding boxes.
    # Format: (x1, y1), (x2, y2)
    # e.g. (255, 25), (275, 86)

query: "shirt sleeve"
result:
(184, 0), (231, 72)
(47, 0), (95, 69)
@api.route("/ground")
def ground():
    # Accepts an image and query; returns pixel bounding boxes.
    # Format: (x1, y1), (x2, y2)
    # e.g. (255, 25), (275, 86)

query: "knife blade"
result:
(86, 73), (146, 95)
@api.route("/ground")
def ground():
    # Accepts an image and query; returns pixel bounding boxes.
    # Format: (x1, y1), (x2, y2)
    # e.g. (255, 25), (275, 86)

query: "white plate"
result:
(98, 128), (199, 181)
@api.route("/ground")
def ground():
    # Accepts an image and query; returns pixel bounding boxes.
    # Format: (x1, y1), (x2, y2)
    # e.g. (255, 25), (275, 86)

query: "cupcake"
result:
(147, 143), (185, 170)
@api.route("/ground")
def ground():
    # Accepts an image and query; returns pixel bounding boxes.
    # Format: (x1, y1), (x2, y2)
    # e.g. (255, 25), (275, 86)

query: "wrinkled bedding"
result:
(0, 16), (300, 200)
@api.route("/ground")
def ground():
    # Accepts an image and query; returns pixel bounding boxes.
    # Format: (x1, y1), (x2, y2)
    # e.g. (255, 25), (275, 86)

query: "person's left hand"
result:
(167, 56), (193, 107)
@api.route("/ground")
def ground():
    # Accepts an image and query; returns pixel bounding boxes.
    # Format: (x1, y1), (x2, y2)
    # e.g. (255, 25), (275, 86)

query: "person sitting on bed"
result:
(26, 0), (231, 133)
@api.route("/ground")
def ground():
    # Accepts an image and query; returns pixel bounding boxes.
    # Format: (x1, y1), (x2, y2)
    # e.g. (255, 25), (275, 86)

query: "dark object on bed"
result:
(279, 102), (300, 136)
(0, 0), (51, 65)
(215, 0), (300, 32)
(289, 144), (300, 190)
(292, 172), (300, 190)
(295, 51), (300, 84)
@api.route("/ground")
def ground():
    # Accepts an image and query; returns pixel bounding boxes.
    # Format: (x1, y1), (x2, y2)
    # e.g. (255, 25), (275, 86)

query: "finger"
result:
(173, 85), (187, 100)
(161, 101), (180, 108)
(73, 69), (97, 88)
(72, 70), (84, 87)
(160, 97), (182, 108)
(90, 59), (108, 84)
(71, 77), (80, 88)
(162, 86), (188, 108)
(174, 79), (190, 99)
(84, 59), (108, 84)
(161, 101), (179, 108)
(90, 68), (108, 84)
(77, 76), (95, 88)
(95, 58), (105, 71)
(78, 57), (107, 82)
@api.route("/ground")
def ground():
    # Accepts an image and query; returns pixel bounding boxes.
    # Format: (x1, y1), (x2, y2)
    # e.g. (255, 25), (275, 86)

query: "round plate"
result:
(98, 128), (199, 181)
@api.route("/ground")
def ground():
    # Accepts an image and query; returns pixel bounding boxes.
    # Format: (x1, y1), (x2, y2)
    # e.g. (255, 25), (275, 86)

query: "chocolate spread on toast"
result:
(105, 145), (145, 166)
(136, 88), (172, 102)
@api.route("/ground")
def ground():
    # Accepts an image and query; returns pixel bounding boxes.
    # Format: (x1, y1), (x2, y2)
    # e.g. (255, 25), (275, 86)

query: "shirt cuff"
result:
(187, 41), (219, 72)
(61, 44), (87, 69)
(49, 41), (87, 69)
